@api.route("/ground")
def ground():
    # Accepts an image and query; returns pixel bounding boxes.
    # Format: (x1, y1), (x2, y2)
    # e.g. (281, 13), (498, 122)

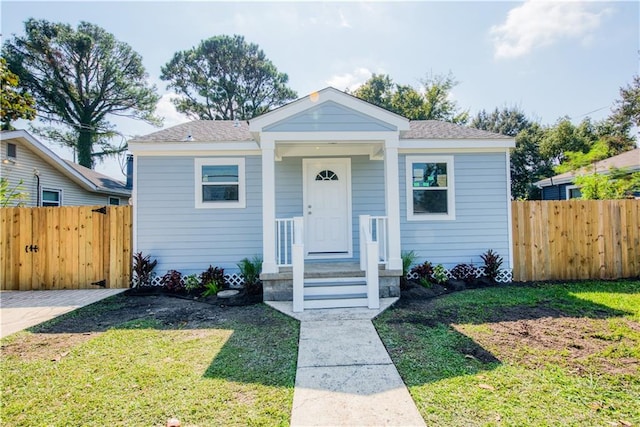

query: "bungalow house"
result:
(536, 148), (640, 200)
(1, 130), (131, 206)
(128, 88), (515, 310)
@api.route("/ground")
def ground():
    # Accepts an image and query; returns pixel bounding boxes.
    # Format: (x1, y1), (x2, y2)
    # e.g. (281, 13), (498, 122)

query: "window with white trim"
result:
(42, 188), (62, 207)
(406, 156), (455, 221)
(195, 158), (245, 209)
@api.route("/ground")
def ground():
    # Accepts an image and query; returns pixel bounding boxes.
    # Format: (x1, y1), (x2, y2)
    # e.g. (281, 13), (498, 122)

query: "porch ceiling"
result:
(275, 142), (384, 160)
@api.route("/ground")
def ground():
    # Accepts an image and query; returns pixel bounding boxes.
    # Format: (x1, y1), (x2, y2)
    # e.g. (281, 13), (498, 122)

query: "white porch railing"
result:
(275, 218), (295, 267)
(359, 215), (388, 269)
(360, 219), (380, 309)
(291, 217), (304, 313)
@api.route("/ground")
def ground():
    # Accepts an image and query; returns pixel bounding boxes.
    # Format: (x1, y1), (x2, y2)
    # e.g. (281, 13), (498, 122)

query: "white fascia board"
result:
(262, 131), (396, 143)
(2, 130), (98, 192)
(399, 147), (512, 155)
(128, 141), (260, 156)
(249, 87), (410, 131)
(400, 139), (515, 150)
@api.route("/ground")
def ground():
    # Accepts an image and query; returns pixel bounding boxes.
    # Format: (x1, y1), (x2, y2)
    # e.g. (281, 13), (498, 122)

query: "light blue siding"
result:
(264, 101), (397, 132)
(400, 152), (511, 268)
(136, 156), (262, 275)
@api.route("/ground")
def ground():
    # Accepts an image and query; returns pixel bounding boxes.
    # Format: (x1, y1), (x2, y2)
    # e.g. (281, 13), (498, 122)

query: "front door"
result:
(303, 158), (352, 256)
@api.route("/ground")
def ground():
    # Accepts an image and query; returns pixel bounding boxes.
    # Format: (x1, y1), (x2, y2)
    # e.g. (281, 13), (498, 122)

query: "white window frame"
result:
(405, 155), (456, 221)
(7, 143), (17, 159)
(565, 185), (581, 200)
(42, 188), (62, 207)
(194, 158), (246, 209)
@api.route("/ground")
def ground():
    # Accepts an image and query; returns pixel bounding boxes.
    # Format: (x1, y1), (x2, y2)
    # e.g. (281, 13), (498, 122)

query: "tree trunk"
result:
(77, 128), (93, 168)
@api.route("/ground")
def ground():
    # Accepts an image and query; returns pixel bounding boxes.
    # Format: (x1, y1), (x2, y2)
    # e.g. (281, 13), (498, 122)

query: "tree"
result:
(0, 58), (36, 130)
(3, 19), (160, 168)
(611, 74), (640, 128)
(471, 106), (531, 137)
(351, 72), (468, 123)
(161, 35), (297, 121)
(510, 124), (554, 200)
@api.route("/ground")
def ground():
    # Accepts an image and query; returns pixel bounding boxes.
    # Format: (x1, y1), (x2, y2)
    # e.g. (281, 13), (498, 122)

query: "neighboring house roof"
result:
(63, 160), (129, 194)
(1, 129), (130, 196)
(130, 119), (509, 143)
(536, 148), (640, 187)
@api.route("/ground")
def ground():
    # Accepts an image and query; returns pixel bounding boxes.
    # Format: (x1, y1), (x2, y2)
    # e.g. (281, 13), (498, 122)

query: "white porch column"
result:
(384, 137), (402, 270)
(261, 137), (278, 274)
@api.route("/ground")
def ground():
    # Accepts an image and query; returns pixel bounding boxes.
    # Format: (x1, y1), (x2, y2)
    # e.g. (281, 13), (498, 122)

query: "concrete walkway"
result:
(267, 299), (426, 427)
(0, 289), (126, 338)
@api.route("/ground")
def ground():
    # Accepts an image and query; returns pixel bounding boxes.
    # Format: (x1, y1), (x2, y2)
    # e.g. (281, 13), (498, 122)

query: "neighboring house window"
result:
(42, 189), (62, 207)
(406, 156), (455, 221)
(194, 158), (246, 209)
(566, 185), (582, 199)
(7, 143), (17, 159)
(108, 197), (120, 206)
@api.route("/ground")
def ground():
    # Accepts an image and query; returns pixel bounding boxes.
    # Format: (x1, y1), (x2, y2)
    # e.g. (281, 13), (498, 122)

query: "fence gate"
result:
(0, 206), (131, 290)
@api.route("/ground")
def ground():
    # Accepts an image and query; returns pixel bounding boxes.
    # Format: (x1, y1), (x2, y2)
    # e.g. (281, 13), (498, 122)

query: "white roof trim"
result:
(128, 141), (260, 154)
(249, 87), (410, 132)
(1, 130), (98, 192)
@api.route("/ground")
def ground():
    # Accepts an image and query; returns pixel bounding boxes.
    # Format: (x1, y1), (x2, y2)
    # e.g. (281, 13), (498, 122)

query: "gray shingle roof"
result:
(402, 120), (512, 139)
(130, 120), (253, 142)
(63, 160), (129, 193)
(131, 119), (510, 142)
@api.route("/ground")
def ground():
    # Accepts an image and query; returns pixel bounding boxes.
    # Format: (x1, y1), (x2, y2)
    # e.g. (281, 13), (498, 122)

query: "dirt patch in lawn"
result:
(1, 293), (284, 360)
(387, 293), (639, 377)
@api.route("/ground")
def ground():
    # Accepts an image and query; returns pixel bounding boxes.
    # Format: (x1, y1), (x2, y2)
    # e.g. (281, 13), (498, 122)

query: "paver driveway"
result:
(0, 289), (126, 338)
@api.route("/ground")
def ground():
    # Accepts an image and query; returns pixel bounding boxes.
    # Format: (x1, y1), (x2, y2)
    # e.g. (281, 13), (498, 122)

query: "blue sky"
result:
(2, 1), (638, 179)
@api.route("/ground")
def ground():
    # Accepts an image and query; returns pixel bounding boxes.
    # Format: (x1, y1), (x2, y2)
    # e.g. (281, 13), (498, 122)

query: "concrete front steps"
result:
(303, 277), (368, 309)
(261, 261), (402, 310)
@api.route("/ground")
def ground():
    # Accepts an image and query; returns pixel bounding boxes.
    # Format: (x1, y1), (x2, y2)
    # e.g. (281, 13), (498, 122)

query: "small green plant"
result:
(200, 265), (225, 289)
(419, 277), (433, 288)
(184, 274), (201, 292)
(238, 256), (262, 295)
(201, 281), (220, 297)
(401, 250), (418, 290)
(161, 270), (184, 293)
(480, 249), (503, 283)
(410, 261), (434, 284)
(432, 264), (448, 285)
(131, 252), (158, 288)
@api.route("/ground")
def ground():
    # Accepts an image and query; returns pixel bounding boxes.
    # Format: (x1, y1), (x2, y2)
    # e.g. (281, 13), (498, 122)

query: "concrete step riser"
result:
(303, 298), (369, 309)
(304, 285), (367, 297)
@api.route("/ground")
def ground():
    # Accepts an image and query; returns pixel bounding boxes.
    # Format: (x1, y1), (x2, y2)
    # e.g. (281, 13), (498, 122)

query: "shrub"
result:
(410, 261), (434, 283)
(238, 256), (262, 295)
(201, 281), (220, 297)
(481, 249), (503, 282)
(131, 252), (157, 288)
(451, 263), (476, 284)
(161, 270), (184, 293)
(432, 264), (448, 285)
(184, 274), (201, 293)
(200, 266), (226, 291)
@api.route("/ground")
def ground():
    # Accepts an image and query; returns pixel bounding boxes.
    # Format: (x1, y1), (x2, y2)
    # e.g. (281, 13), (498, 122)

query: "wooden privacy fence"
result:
(512, 200), (640, 282)
(1, 206), (132, 290)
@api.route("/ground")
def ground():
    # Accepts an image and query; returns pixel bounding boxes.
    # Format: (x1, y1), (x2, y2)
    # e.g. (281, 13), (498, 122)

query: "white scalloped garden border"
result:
(407, 267), (512, 283)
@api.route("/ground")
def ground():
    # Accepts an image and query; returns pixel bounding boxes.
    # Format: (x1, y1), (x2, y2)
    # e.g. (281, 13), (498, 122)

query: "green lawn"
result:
(374, 280), (640, 427)
(1, 297), (299, 426)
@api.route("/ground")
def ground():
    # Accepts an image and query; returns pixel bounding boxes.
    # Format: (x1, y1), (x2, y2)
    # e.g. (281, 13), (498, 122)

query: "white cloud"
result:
(156, 93), (191, 127)
(490, 0), (612, 59)
(325, 68), (373, 91)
